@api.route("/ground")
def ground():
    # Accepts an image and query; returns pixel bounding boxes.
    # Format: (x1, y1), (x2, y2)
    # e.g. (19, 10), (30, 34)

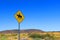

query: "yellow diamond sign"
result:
(15, 11), (24, 23)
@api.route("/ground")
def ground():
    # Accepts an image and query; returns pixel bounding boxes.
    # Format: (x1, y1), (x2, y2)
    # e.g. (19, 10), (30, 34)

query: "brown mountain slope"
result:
(0, 29), (44, 34)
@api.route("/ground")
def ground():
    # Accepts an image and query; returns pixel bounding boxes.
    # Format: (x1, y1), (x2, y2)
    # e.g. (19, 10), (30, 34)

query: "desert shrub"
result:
(29, 34), (45, 40)
(0, 34), (7, 40)
(44, 33), (55, 40)
(12, 34), (17, 36)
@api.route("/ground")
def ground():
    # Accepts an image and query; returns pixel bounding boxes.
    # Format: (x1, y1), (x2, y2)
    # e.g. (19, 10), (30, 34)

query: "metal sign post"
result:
(14, 10), (24, 40)
(18, 23), (20, 40)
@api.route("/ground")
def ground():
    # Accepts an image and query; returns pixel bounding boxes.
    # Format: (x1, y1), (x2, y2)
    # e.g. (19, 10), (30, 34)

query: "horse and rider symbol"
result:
(17, 13), (22, 18)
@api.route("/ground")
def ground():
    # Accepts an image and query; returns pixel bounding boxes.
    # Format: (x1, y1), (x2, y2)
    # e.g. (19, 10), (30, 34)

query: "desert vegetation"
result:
(0, 29), (60, 40)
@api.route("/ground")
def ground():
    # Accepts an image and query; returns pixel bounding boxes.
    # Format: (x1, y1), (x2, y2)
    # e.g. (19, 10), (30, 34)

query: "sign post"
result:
(18, 23), (20, 40)
(14, 10), (24, 40)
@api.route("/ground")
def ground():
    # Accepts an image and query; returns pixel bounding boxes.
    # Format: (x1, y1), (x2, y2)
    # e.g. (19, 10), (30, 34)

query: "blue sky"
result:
(0, 0), (60, 31)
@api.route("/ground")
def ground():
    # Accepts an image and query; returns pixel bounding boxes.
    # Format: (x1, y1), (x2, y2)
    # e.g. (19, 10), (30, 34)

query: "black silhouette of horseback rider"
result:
(17, 13), (22, 18)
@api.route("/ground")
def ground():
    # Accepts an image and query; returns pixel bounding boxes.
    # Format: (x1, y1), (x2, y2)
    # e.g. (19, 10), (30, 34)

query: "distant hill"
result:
(0, 29), (44, 34)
